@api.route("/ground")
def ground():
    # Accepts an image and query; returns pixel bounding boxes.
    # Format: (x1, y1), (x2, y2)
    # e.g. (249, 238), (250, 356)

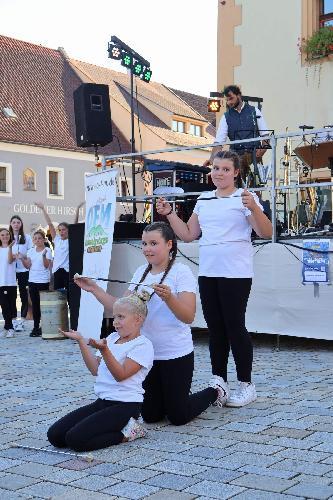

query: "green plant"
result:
(298, 26), (333, 61)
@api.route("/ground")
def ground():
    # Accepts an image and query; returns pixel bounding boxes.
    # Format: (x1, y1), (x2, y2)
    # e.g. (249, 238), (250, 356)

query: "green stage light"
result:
(121, 52), (133, 68)
(133, 61), (143, 76)
(142, 67), (152, 82)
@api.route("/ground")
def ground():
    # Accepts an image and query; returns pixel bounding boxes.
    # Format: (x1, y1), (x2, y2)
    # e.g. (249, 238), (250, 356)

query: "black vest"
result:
(225, 103), (260, 152)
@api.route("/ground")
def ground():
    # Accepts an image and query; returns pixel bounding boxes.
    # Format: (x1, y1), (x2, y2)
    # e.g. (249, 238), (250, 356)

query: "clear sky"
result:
(1, 0), (217, 97)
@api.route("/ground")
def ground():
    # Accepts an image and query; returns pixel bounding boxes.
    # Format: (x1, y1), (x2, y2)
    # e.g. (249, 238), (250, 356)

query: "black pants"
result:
(199, 276), (253, 382)
(0, 286), (17, 330)
(28, 282), (49, 329)
(16, 271), (29, 318)
(47, 399), (141, 451)
(142, 351), (217, 426)
(53, 268), (69, 290)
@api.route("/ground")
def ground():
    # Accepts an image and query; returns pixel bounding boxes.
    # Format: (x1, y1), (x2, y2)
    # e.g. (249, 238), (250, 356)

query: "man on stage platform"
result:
(204, 85), (269, 185)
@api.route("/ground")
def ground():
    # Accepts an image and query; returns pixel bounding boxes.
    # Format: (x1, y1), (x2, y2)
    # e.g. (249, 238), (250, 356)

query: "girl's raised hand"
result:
(241, 189), (256, 212)
(156, 197), (172, 216)
(60, 329), (83, 341)
(74, 276), (97, 293)
(88, 338), (108, 351)
(152, 283), (172, 302)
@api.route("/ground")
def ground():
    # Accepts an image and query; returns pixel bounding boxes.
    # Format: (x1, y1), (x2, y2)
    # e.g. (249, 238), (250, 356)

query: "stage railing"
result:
(102, 127), (333, 243)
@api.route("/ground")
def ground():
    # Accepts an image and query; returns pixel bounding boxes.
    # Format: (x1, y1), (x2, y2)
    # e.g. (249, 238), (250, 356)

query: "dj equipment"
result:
(73, 83), (113, 147)
(145, 160), (211, 222)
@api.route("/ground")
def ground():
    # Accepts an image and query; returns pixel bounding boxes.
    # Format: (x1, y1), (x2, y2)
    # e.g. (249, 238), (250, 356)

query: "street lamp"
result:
(108, 36), (152, 222)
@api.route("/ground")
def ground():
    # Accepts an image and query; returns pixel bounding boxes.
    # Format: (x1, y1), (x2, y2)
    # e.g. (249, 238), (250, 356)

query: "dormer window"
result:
(172, 120), (185, 133)
(189, 124), (202, 137)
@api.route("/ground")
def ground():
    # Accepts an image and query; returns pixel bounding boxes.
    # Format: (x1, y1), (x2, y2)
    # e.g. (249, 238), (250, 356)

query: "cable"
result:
(176, 247), (199, 266)
(277, 240), (333, 254)
(112, 134), (131, 216)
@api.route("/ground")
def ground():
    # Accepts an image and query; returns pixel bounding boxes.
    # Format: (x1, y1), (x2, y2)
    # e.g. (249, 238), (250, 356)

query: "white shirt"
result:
(94, 332), (154, 403)
(27, 247), (53, 283)
(13, 234), (33, 273)
(52, 235), (69, 273)
(128, 262), (197, 360)
(0, 247), (16, 287)
(193, 189), (263, 278)
(215, 105), (268, 145)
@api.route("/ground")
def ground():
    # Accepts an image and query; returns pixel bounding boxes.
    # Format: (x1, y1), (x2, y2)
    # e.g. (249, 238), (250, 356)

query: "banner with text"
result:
(78, 169), (117, 339)
(302, 239), (330, 284)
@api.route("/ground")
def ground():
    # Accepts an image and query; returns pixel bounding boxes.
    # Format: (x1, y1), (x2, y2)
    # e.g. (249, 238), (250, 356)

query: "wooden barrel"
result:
(40, 290), (68, 340)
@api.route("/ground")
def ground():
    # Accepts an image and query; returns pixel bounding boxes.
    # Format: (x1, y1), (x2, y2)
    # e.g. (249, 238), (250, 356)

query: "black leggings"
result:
(142, 351), (217, 426)
(198, 276), (253, 383)
(28, 282), (49, 328)
(0, 286), (17, 330)
(47, 399), (141, 451)
(16, 271), (29, 318)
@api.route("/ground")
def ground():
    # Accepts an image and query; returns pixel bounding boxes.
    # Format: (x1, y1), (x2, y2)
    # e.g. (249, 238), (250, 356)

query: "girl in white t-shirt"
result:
(157, 151), (272, 408)
(19, 230), (53, 337)
(9, 215), (33, 331)
(47, 295), (154, 451)
(75, 222), (222, 426)
(0, 228), (17, 338)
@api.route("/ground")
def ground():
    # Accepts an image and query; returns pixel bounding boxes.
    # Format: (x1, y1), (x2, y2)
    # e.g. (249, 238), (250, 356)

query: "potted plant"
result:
(298, 26), (333, 61)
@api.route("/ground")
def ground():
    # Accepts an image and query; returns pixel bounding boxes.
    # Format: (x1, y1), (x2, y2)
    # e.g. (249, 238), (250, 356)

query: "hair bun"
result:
(134, 290), (151, 304)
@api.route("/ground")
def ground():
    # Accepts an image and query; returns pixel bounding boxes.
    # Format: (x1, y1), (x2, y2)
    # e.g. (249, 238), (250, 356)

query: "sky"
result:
(1, 0), (217, 97)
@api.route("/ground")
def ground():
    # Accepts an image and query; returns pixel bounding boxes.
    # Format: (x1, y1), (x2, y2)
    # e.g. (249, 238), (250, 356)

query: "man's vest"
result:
(225, 103), (260, 152)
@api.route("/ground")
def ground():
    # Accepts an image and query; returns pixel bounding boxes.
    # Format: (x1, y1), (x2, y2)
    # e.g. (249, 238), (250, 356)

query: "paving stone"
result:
(284, 482), (333, 499)
(52, 491), (116, 500)
(230, 473), (299, 493)
(112, 467), (161, 482)
(149, 459), (208, 476)
(0, 489), (34, 499)
(0, 471), (41, 490)
(116, 451), (169, 467)
(232, 489), (304, 499)
(238, 464), (297, 479)
(294, 474), (332, 485)
(144, 472), (200, 491)
(69, 474), (120, 491)
(269, 458), (333, 476)
(0, 457), (24, 471)
(58, 458), (102, 470)
(145, 490), (197, 499)
(193, 467), (244, 482)
(261, 427), (313, 439)
(4, 462), (59, 478)
(221, 422), (269, 433)
(273, 448), (331, 462)
(18, 481), (82, 498)
(101, 480), (160, 499)
(184, 479), (245, 499)
(88, 462), (126, 475)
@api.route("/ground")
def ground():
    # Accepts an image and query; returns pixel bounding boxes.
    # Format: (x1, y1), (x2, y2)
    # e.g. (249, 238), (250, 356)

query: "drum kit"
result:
(280, 125), (333, 235)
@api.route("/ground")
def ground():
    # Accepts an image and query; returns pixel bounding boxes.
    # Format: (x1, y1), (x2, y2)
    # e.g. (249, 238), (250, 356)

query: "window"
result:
(0, 163), (12, 197)
(189, 124), (202, 137)
(172, 120), (185, 133)
(23, 168), (36, 190)
(46, 167), (64, 199)
(320, 0), (333, 26)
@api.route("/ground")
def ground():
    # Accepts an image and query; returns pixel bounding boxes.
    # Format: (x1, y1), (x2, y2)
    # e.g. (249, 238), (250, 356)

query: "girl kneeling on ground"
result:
(47, 294), (154, 451)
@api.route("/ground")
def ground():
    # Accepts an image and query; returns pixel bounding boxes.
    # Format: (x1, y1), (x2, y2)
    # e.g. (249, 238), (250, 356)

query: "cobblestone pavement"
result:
(0, 321), (332, 499)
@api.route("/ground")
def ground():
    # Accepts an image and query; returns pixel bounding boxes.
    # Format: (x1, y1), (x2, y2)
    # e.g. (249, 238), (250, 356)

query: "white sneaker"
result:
(209, 375), (230, 407)
(226, 382), (257, 407)
(13, 319), (24, 332)
(122, 417), (147, 441)
(5, 329), (15, 338)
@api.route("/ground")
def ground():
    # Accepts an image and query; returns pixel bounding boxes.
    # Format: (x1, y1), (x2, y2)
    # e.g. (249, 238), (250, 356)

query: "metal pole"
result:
(271, 135), (277, 243)
(130, 68), (136, 222)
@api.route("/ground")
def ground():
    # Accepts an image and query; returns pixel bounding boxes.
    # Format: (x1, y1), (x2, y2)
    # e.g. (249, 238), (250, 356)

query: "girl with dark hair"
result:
(157, 151), (272, 408)
(9, 215), (33, 331)
(75, 221), (222, 427)
(19, 230), (53, 337)
(0, 228), (17, 338)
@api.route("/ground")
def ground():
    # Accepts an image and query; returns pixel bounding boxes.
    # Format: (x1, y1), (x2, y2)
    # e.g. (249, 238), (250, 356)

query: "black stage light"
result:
(108, 42), (122, 60)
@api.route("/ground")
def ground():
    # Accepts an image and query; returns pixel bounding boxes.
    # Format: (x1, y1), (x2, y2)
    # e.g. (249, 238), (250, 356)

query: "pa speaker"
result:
(73, 83), (113, 147)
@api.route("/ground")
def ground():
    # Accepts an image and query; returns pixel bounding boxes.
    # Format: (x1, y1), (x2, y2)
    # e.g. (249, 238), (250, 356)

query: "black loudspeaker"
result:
(73, 83), (113, 147)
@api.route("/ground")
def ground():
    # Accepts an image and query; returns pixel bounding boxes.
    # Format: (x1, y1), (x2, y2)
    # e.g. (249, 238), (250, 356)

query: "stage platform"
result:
(108, 238), (333, 341)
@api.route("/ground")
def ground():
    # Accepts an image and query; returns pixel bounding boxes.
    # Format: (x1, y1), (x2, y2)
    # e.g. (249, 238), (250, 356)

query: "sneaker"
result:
(5, 329), (15, 338)
(122, 417), (147, 441)
(13, 319), (24, 332)
(30, 327), (42, 337)
(226, 382), (257, 408)
(209, 375), (230, 407)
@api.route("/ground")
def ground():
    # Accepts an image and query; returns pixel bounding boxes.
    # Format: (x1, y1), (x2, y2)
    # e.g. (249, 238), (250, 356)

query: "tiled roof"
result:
(69, 59), (215, 149)
(0, 35), (129, 154)
(169, 87), (217, 128)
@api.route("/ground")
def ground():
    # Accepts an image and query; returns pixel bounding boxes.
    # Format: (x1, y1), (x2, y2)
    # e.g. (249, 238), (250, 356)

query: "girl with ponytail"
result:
(75, 221), (220, 427)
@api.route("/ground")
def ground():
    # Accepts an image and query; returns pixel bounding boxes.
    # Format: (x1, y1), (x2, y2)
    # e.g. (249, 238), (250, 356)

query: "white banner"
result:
(78, 169), (118, 339)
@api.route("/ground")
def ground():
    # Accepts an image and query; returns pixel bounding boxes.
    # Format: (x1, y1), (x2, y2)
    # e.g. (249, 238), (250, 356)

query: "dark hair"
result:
(0, 227), (13, 246)
(223, 85), (241, 97)
(134, 222), (178, 298)
(33, 229), (46, 239)
(9, 215), (26, 244)
(212, 150), (243, 188)
(58, 222), (69, 230)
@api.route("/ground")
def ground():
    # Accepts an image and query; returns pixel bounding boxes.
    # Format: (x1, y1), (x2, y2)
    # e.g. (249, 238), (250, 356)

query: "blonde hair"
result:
(114, 293), (148, 320)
